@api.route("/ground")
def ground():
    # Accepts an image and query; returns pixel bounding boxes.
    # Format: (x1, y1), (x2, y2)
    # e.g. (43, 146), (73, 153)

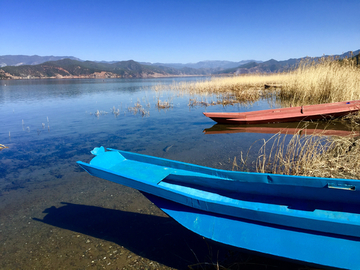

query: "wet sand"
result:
(1, 163), (205, 269)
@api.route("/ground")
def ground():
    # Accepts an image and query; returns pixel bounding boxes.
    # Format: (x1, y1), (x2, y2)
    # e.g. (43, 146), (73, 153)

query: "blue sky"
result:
(1, 0), (360, 63)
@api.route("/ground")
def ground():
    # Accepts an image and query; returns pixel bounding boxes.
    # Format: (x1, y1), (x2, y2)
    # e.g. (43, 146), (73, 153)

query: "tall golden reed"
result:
(154, 56), (360, 107)
(153, 74), (288, 105)
(255, 130), (360, 179)
(280, 56), (360, 106)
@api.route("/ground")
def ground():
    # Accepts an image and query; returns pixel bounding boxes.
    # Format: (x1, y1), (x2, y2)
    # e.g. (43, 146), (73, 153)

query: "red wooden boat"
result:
(204, 100), (360, 125)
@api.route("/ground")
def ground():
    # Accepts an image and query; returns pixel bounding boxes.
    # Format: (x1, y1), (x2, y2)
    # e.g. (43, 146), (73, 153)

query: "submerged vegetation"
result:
(128, 101), (150, 116)
(0, 144), (9, 150)
(156, 98), (173, 110)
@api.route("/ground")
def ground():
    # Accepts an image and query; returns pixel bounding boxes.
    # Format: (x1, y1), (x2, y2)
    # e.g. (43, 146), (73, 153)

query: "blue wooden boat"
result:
(77, 147), (360, 269)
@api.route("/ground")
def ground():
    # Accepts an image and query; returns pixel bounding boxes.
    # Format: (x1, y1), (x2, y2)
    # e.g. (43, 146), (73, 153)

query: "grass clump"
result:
(254, 130), (360, 179)
(0, 144), (9, 150)
(280, 56), (360, 106)
(156, 98), (172, 110)
(181, 75), (286, 104)
(153, 74), (288, 106)
(128, 101), (150, 116)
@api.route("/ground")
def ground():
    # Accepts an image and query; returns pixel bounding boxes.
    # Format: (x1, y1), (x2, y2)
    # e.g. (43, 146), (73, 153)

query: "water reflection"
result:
(0, 77), (209, 103)
(204, 121), (359, 136)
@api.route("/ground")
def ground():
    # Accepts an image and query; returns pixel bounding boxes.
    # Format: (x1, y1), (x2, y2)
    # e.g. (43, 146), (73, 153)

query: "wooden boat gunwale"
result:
(77, 147), (360, 239)
(204, 100), (360, 124)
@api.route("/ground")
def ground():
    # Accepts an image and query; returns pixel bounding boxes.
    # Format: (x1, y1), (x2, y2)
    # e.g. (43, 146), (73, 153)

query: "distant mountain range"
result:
(0, 50), (359, 79)
(0, 55), (81, 67)
(219, 50), (360, 74)
(0, 59), (210, 79)
(139, 60), (261, 70)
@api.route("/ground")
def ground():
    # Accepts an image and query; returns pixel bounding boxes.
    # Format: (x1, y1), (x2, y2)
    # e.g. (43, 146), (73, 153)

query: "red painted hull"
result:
(204, 100), (360, 125)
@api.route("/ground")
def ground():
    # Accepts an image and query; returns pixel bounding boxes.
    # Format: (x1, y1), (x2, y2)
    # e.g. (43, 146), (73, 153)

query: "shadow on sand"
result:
(34, 202), (314, 270)
(33, 202), (230, 269)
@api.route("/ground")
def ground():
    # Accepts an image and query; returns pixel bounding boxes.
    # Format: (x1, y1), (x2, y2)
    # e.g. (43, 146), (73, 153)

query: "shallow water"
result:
(0, 78), (319, 269)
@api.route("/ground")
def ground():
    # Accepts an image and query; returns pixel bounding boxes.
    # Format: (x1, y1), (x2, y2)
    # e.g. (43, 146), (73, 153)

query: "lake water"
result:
(0, 78), (318, 269)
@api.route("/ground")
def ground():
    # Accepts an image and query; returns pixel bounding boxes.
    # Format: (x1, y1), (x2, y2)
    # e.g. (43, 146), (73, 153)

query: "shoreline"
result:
(0, 74), (207, 80)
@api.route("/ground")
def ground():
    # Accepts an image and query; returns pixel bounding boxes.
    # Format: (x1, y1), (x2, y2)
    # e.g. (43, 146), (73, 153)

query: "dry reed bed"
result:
(152, 74), (289, 106)
(253, 131), (360, 179)
(280, 57), (360, 106)
(153, 56), (360, 108)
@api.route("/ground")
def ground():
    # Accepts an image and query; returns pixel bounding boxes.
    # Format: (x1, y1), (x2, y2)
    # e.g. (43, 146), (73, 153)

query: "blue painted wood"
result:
(143, 193), (360, 270)
(77, 147), (360, 269)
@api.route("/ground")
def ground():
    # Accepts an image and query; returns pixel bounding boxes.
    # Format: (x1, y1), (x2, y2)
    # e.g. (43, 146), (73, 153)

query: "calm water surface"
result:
(0, 78), (312, 269)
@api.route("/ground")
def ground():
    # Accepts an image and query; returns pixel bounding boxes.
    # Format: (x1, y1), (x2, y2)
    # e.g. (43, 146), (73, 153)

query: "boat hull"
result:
(143, 193), (360, 270)
(204, 100), (360, 124)
(77, 147), (360, 269)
